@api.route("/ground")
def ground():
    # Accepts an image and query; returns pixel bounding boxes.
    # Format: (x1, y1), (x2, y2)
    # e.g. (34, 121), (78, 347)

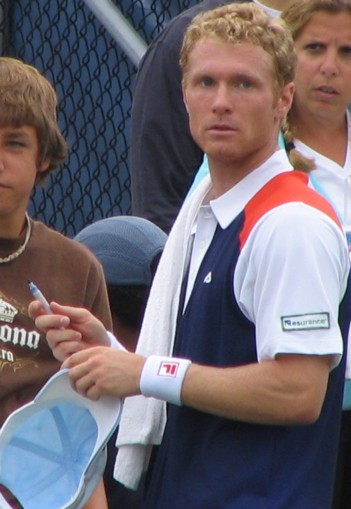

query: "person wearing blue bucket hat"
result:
(74, 216), (167, 509)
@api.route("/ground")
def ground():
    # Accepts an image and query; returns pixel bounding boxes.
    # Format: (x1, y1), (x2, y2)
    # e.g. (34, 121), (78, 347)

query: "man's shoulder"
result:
(30, 220), (100, 260)
(252, 171), (339, 220)
(240, 172), (342, 247)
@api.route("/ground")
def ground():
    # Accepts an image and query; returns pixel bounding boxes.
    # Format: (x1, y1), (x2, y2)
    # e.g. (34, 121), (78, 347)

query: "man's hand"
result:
(62, 347), (146, 401)
(28, 301), (110, 361)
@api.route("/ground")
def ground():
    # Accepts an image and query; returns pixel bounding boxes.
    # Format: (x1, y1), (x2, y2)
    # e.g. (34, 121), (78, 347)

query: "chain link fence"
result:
(0, 0), (199, 236)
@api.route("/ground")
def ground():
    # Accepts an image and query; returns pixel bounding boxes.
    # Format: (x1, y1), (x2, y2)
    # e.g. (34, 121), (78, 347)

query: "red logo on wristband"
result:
(158, 361), (179, 377)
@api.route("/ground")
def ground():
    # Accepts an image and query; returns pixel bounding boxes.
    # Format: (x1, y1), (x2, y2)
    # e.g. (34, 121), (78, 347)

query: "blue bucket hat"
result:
(0, 369), (122, 509)
(74, 216), (167, 286)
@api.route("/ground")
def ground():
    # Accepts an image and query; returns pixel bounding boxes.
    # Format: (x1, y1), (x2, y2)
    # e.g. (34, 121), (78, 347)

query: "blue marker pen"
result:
(28, 281), (52, 314)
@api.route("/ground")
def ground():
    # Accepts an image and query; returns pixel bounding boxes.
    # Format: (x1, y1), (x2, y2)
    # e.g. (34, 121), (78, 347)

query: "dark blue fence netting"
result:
(0, 0), (199, 236)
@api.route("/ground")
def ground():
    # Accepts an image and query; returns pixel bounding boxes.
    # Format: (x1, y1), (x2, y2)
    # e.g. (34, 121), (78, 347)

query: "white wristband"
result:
(140, 355), (192, 406)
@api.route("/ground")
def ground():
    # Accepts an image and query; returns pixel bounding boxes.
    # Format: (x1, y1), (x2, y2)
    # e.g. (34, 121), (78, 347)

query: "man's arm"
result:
(182, 353), (332, 425)
(59, 342), (332, 427)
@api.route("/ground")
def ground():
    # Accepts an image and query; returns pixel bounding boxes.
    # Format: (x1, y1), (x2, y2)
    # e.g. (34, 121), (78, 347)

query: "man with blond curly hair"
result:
(30, 5), (351, 508)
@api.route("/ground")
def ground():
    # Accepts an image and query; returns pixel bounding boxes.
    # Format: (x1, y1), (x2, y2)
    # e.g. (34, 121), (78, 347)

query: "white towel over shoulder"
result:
(114, 175), (212, 490)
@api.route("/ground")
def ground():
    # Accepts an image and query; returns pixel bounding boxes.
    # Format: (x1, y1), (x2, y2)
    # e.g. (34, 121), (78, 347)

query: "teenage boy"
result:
(0, 57), (111, 508)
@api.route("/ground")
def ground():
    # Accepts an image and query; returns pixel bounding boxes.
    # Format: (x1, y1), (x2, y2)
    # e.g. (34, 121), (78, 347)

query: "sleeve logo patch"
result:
(158, 361), (180, 377)
(281, 312), (330, 331)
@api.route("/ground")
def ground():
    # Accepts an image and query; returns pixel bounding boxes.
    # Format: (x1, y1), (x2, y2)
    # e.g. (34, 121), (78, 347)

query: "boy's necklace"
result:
(0, 214), (32, 264)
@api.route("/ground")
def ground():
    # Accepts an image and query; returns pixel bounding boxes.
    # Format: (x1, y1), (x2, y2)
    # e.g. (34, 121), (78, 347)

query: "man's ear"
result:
(182, 81), (190, 115)
(276, 82), (295, 120)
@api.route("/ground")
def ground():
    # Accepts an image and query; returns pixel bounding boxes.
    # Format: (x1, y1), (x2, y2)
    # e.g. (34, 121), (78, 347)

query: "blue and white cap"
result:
(0, 369), (122, 509)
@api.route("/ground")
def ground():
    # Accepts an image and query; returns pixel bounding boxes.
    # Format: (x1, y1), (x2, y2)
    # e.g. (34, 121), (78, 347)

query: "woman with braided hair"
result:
(281, 2), (351, 508)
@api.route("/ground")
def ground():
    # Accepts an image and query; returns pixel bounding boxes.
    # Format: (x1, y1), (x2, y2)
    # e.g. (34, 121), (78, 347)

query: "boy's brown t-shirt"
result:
(0, 219), (112, 426)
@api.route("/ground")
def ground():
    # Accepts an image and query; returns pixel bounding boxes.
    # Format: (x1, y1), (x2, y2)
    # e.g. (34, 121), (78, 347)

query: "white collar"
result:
(210, 149), (293, 229)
